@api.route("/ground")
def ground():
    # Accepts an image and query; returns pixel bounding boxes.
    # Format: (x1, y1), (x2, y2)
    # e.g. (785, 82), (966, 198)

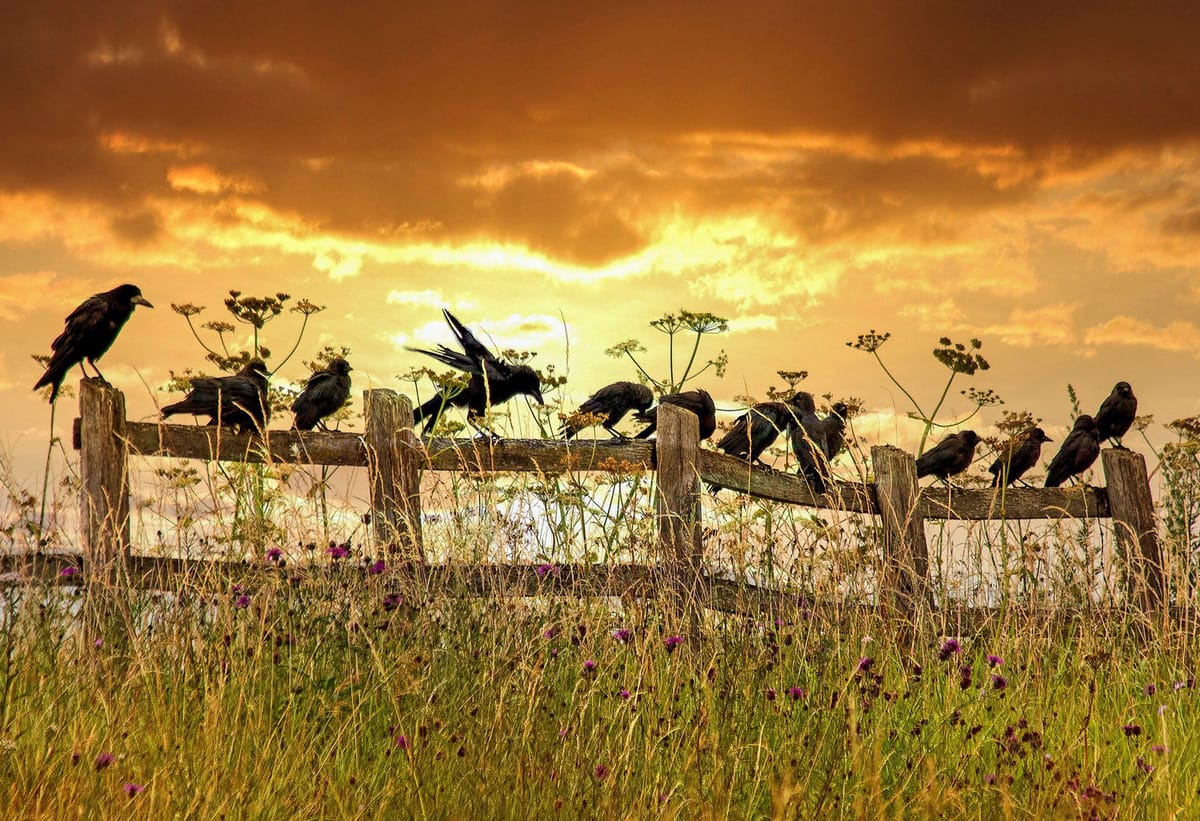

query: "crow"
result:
(1044, 415), (1101, 488)
(788, 392), (830, 492)
(634, 389), (717, 440)
(162, 359), (271, 434)
(716, 401), (796, 463)
(989, 427), (1052, 487)
(916, 431), (982, 482)
(822, 401), (850, 463)
(1095, 381), (1137, 448)
(33, 283), (153, 402)
(561, 381), (654, 439)
(292, 357), (352, 431)
(408, 309), (544, 435)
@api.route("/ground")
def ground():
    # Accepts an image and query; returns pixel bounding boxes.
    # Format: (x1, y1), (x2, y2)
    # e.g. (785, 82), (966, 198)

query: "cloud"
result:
(1083, 315), (1200, 355)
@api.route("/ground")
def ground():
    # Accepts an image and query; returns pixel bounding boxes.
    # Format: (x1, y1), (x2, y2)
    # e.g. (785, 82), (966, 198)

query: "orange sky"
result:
(4, 3), (1200, 486)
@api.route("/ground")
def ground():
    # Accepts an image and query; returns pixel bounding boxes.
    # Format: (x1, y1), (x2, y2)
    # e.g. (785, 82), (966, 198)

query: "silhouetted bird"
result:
(716, 401), (796, 463)
(989, 427), (1052, 487)
(1095, 381), (1137, 448)
(409, 309), (544, 435)
(822, 401), (850, 463)
(562, 381), (654, 439)
(33, 283), (153, 402)
(292, 358), (352, 431)
(916, 431), (982, 482)
(1044, 415), (1101, 488)
(788, 392), (830, 492)
(162, 359), (271, 434)
(634, 389), (717, 440)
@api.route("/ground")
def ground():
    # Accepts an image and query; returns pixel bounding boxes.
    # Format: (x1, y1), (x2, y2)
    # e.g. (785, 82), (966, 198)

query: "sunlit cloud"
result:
(1083, 316), (1200, 355)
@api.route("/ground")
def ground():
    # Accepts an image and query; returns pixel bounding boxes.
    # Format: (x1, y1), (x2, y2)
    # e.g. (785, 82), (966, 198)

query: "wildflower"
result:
(1144, 683), (1157, 696)
(382, 594), (403, 612)
(94, 753), (115, 771)
(619, 689), (631, 700)
(612, 628), (633, 643)
(938, 638), (962, 661)
(123, 783), (144, 798)
(59, 566), (80, 578)
(786, 686), (806, 700)
(231, 584), (243, 594)
(991, 673), (1007, 691)
(235, 594), (251, 609)
(394, 735), (409, 750)
(543, 627), (560, 640)
(1151, 744), (1167, 754)
(368, 560), (386, 575)
(327, 545), (348, 559)
(266, 548), (283, 562)
(535, 563), (559, 578)
(93, 638), (103, 648)
(664, 635), (684, 652)
(1122, 723), (1142, 737)
(583, 660), (597, 672)
(559, 728), (569, 738)
(986, 654), (1003, 666)
(983, 774), (996, 785)
(1173, 681), (1188, 692)
(765, 688), (777, 701)
(1136, 756), (1154, 774)
(959, 666), (973, 690)
(593, 764), (610, 780)
(856, 656), (873, 673)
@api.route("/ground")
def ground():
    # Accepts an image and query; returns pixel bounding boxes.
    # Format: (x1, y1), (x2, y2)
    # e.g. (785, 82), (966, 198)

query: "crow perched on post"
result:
(33, 283), (153, 402)
(634, 389), (717, 440)
(821, 401), (850, 463)
(916, 431), (981, 482)
(716, 401), (796, 464)
(561, 381), (654, 439)
(161, 359), (271, 434)
(1095, 381), (1137, 448)
(1044, 415), (1101, 487)
(988, 427), (1052, 487)
(291, 358), (352, 431)
(788, 392), (830, 491)
(408, 309), (544, 435)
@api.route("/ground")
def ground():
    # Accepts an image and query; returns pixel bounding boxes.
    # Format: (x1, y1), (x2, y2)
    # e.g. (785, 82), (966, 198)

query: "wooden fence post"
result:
(364, 389), (424, 563)
(655, 403), (705, 628)
(79, 379), (130, 579)
(872, 445), (931, 615)
(1102, 449), (1162, 611)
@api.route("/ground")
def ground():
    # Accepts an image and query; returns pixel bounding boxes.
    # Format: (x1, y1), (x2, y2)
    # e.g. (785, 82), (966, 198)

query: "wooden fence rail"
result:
(63, 378), (1165, 618)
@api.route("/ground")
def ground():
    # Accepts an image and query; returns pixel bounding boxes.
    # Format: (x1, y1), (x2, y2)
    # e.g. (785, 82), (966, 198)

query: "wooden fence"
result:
(53, 378), (1165, 618)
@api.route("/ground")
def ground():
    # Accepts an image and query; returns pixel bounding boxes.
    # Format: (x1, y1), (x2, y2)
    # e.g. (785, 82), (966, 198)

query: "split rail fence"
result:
(14, 379), (1166, 621)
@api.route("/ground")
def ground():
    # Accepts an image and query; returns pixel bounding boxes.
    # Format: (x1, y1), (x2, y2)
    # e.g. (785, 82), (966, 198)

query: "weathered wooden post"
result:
(872, 445), (931, 615)
(78, 379), (130, 579)
(655, 402), (705, 629)
(1102, 449), (1162, 611)
(364, 389), (424, 563)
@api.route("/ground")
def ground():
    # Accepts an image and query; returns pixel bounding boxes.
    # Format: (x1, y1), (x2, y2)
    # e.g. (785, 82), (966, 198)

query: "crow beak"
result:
(133, 295), (154, 308)
(532, 390), (545, 405)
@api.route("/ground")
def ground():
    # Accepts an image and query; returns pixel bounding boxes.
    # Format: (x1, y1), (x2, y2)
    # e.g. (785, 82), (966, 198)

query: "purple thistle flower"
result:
(986, 654), (1003, 666)
(535, 563), (558, 578)
(619, 689), (631, 700)
(231, 584), (243, 594)
(234, 594), (251, 609)
(368, 560), (386, 575)
(583, 659), (597, 672)
(856, 656), (873, 673)
(327, 545), (349, 559)
(382, 593), (403, 612)
(59, 566), (80, 578)
(1151, 744), (1167, 754)
(1144, 683), (1157, 696)
(94, 753), (115, 771)
(266, 547), (283, 562)
(1174, 680), (1188, 692)
(938, 638), (962, 660)
(764, 688), (777, 701)
(786, 686), (806, 700)
(123, 782), (144, 798)
(394, 734), (409, 749)
(543, 626), (560, 640)
(1122, 723), (1142, 737)
(664, 635), (684, 652)
(983, 773), (996, 785)
(593, 764), (610, 780)
(93, 638), (103, 648)
(991, 673), (1007, 691)
(612, 628), (633, 643)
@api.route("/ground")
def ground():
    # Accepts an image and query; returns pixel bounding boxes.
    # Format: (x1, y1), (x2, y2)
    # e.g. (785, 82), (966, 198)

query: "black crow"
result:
(562, 381), (654, 439)
(716, 401), (796, 463)
(1095, 381), (1137, 448)
(162, 359), (271, 434)
(916, 431), (982, 482)
(788, 392), (830, 491)
(822, 401), (850, 463)
(292, 358), (352, 431)
(408, 309), (544, 435)
(33, 283), (153, 401)
(1044, 415), (1101, 488)
(634, 389), (717, 440)
(989, 427), (1052, 487)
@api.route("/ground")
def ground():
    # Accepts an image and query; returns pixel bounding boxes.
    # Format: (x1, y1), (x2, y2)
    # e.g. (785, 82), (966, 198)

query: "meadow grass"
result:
(0, 570), (1197, 819)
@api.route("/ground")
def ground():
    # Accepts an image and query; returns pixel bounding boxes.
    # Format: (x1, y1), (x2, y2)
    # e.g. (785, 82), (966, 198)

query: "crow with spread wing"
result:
(561, 380), (654, 439)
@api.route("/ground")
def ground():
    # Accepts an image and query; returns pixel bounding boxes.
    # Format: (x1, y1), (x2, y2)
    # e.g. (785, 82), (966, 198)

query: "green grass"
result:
(1, 575), (1197, 819)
